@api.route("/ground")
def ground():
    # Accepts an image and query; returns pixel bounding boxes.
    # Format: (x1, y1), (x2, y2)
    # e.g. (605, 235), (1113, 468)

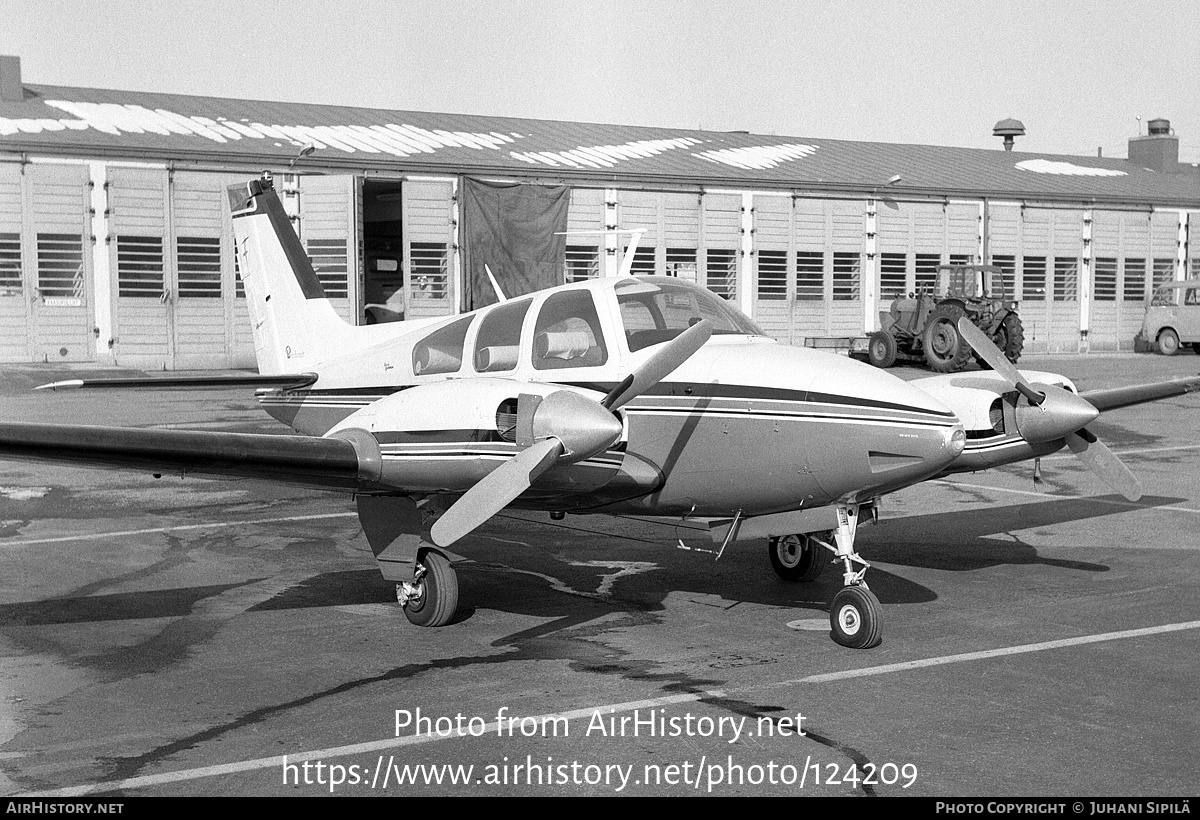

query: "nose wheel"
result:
(788, 504), (883, 649)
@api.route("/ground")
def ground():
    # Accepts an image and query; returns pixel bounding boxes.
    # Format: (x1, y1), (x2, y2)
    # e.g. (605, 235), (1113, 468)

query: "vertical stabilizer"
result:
(229, 176), (352, 374)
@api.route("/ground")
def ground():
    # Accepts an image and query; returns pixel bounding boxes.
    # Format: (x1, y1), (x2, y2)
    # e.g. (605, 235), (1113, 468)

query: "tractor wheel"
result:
(977, 312), (1025, 368)
(867, 331), (898, 368)
(921, 303), (972, 373)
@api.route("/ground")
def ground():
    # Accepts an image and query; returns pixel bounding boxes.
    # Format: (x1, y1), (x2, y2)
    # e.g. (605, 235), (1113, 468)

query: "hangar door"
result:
(753, 196), (867, 344)
(0, 162), (27, 361)
(295, 175), (357, 323)
(27, 163), (94, 363)
(1089, 210), (1181, 350)
(988, 206), (1083, 353)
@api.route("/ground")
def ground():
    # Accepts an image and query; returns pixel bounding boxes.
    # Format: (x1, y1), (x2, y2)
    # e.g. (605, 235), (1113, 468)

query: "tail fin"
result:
(228, 176), (352, 375)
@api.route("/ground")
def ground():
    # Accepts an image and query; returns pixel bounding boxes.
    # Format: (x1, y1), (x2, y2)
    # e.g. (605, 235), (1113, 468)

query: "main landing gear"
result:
(396, 551), (459, 627)
(769, 504), (883, 649)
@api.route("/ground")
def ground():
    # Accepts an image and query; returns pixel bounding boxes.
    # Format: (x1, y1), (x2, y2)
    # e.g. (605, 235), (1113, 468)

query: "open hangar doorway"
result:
(361, 178), (406, 323)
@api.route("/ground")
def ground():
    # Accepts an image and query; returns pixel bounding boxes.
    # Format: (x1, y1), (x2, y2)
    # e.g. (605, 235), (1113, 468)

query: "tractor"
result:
(867, 264), (1024, 373)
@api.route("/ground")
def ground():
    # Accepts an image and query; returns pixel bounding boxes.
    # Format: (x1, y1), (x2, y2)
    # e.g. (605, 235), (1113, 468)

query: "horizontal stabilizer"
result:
(35, 373), (318, 392)
(0, 422), (369, 490)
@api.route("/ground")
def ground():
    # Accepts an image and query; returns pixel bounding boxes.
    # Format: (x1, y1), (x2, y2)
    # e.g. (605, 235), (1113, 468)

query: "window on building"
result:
(757, 249), (787, 300)
(1053, 257), (1078, 302)
(1093, 257), (1117, 301)
(915, 254), (941, 293)
(795, 251), (824, 301)
(1152, 257), (1175, 289)
(665, 248), (698, 282)
(705, 248), (736, 300)
(565, 245), (599, 282)
(990, 254), (1016, 298)
(625, 245), (655, 275)
(0, 233), (19, 295)
(233, 237), (245, 298)
(1123, 258), (1146, 302)
(305, 238), (348, 298)
(880, 252), (907, 298)
(949, 253), (973, 266)
(38, 234), (85, 299)
(177, 236), (222, 298)
(411, 242), (449, 300)
(1021, 256), (1046, 301)
(832, 252), (860, 301)
(117, 235), (164, 298)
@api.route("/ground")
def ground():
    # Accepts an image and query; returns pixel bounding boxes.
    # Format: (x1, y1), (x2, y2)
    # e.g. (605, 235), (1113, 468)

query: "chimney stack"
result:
(1128, 118), (1180, 173)
(0, 55), (23, 102)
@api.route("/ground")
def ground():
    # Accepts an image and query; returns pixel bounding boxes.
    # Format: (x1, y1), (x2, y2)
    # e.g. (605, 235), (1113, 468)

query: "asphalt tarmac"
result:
(1, 352), (1198, 798)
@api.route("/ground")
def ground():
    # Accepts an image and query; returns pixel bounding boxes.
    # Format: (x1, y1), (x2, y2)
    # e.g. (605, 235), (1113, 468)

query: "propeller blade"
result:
(430, 437), (564, 547)
(955, 317), (1044, 405)
(602, 319), (713, 411)
(1066, 429), (1143, 502)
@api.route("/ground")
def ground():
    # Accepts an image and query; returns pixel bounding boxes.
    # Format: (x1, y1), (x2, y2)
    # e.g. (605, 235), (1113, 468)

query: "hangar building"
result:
(1, 55), (1197, 369)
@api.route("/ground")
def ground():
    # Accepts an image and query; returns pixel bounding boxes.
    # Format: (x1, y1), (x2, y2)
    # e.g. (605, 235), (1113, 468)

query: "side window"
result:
(1184, 288), (1199, 306)
(412, 316), (473, 376)
(474, 298), (532, 372)
(532, 290), (608, 370)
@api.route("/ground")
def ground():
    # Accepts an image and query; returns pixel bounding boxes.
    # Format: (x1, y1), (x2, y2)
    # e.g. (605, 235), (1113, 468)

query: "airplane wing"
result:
(0, 422), (377, 491)
(33, 373), (318, 391)
(1081, 375), (1200, 413)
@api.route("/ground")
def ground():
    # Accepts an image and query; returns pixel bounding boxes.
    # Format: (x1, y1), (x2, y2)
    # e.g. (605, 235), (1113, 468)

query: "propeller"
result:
(430, 320), (714, 546)
(956, 318), (1142, 501)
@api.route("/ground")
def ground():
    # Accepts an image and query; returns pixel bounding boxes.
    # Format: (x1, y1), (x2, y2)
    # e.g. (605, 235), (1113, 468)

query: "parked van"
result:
(1137, 279), (1200, 355)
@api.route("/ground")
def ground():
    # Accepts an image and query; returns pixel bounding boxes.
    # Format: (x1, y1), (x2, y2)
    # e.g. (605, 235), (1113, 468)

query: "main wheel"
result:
(922, 304), (972, 373)
(829, 585), (883, 649)
(400, 551), (459, 627)
(1157, 328), (1181, 356)
(768, 534), (827, 582)
(867, 331), (898, 368)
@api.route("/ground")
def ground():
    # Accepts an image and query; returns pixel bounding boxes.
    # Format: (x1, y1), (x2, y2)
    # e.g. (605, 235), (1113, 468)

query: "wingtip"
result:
(33, 380), (84, 392)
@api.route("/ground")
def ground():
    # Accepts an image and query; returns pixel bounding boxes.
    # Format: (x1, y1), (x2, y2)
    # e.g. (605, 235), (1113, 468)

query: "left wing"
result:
(1082, 375), (1200, 412)
(0, 422), (382, 490)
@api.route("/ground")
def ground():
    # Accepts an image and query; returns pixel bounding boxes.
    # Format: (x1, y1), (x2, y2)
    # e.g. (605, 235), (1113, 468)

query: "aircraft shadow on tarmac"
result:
(0, 494), (1182, 630)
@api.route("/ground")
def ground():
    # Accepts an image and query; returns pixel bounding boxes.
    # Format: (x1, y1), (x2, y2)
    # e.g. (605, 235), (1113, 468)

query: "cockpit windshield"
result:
(616, 277), (765, 351)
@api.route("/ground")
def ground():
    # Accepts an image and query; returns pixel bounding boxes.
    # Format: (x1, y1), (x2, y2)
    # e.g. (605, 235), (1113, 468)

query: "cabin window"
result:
(412, 315), (473, 376)
(532, 290), (607, 370)
(473, 298), (532, 372)
(617, 277), (762, 351)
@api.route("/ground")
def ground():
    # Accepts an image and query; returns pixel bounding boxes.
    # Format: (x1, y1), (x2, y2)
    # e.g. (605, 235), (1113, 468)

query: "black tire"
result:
(921, 303), (972, 373)
(867, 331), (898, 368)
(401, 551), (459, 627)
(1157, 328), (1181, 356)
(768, 534), (827, 582)
(829, 585), (883, 649)
(996, 312), (1024, 364)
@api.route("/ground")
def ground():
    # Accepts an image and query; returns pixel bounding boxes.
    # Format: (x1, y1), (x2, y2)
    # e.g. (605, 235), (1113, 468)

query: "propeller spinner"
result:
(430, 320), (714, 546)
(956, 318), (1142, 501)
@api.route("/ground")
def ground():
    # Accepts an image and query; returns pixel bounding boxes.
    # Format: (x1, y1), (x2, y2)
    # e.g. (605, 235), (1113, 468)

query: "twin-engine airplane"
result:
(3, 174), (1199, 649)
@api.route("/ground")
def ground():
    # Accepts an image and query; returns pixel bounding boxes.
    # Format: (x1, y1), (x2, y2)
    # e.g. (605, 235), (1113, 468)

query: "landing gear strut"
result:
(824, 504), (882, 648)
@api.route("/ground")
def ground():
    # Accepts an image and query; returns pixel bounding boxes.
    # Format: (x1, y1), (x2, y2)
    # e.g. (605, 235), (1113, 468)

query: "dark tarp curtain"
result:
(461, 178), (569, 311)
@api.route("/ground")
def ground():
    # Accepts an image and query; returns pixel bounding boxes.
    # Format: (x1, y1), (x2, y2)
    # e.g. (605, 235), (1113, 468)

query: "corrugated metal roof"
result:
(2, 84), (1198, 206)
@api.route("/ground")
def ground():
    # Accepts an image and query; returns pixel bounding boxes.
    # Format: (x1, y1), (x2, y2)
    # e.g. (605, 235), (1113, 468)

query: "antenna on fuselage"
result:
(556, 227), (648, 277)
(484, 264), (508, 302)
